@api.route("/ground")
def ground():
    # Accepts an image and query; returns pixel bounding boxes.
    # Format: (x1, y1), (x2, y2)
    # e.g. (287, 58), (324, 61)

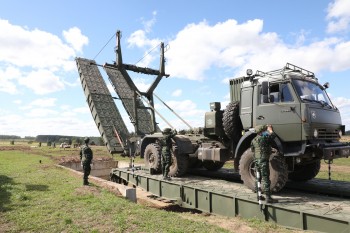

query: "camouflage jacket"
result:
(80, 144), (93, 162)
(251, 131), (276, 158)
(159, 131), (177, 153)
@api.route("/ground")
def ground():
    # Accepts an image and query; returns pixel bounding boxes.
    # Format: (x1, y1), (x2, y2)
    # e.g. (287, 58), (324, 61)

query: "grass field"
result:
(0, 143), (297, 233)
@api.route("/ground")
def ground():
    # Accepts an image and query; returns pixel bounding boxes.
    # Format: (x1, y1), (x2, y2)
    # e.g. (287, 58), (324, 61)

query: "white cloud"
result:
(74, 106), (90, 114)
(133, 77), (151, 92)
(29, 98), (57, 107)
(326, 0), (350, 33)
(18, 69), (65, 95)
(25, 108), (58, 117)
(0, 113), (99, 137)
(0, 66), (22, 94)
(141, 11), (157, 33)
(162, 18), (350, 81)
(0, 19), (78, 71)
(171, 89), (182, 97)
(0, 19), (89, 96)
(126, 12), (162, 67)
(332, 96), (350, 108)
(13, 100), (22, 104)
(63, 27), (89, 53)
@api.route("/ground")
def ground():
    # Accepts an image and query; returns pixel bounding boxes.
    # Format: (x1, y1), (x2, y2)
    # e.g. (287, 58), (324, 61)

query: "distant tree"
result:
(99, 137), (104, 146)
(0, 135), (20, 140)
(178, 129), (186, 135)
(75, 138), (83, 145)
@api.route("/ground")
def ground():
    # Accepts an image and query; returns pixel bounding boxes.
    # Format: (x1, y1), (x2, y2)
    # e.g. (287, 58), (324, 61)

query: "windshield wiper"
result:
(301, 98), (333, 109)
(301, 98), (317, 103)
(319, 100), (333, 109)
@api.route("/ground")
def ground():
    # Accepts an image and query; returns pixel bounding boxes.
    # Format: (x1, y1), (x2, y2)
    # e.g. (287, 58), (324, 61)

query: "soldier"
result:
(79, 137), (93, 185)
(159, 128), (177, 180)
(251, 124), (278, 203)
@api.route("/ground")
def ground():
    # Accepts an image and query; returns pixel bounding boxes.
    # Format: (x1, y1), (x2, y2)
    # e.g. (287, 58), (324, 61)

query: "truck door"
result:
(240, 86), (253, 129)
(254, 82), (301, 142)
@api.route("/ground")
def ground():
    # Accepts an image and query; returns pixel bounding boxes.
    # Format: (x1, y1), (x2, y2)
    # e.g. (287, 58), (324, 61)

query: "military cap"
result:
(162, 128), (172, 135)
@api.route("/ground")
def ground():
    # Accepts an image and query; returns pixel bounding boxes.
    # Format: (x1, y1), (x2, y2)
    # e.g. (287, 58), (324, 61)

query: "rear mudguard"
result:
(140, 134), (194, 158)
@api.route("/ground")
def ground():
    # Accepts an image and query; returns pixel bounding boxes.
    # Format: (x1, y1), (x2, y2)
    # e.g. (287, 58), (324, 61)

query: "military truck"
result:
(77, 31), (349, 192)
(141, 63), (350, 192)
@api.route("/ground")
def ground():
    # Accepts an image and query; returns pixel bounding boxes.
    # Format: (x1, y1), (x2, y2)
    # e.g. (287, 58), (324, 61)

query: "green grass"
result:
(0, 150), (231, 232)
(316, 171), (350, 181)
(0, 145), (298, 233)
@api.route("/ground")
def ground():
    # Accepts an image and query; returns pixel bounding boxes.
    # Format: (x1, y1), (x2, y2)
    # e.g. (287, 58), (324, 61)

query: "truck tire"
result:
(144, 143), (162, 173)
(188, 157), (203, 168)
(168, 147), (189, 177)
(202, 161), (225, 171)
(288, 160), (321, 181)
(223, 102), (242, 143)
(239, 148), (288, 193)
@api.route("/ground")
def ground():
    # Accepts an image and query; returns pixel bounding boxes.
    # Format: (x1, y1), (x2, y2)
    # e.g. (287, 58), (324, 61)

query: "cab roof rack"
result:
(255, 63), (316, 81)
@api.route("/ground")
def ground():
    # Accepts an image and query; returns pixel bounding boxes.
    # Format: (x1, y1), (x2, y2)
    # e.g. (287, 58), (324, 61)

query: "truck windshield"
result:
(292, 79), (334, 108)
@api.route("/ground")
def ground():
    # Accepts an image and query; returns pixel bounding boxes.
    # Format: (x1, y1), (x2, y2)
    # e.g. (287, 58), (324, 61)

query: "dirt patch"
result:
(182, 213), (260, 233)
(321, 164), (350, 173)
(0, 145), (31, 151)
(58, 155), (114, 164)
(74, 186), (101, 196)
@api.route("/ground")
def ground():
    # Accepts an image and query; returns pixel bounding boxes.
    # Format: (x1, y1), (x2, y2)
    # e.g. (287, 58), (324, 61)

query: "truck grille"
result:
(317, 128), (339, 139)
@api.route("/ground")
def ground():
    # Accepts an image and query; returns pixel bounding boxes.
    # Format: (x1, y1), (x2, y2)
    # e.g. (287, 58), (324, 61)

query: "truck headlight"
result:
(313, 129), (318, 138)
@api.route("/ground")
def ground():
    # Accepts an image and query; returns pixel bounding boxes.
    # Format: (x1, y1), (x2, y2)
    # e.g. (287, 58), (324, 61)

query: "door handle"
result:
(257, 116), (265, 120)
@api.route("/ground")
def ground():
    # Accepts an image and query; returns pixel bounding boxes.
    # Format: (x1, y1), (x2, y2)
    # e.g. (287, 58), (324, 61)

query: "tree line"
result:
(0, 135), (104, 146)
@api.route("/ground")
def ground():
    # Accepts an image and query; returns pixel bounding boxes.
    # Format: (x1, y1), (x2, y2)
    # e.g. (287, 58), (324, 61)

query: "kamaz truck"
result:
(221, 64), (350, 192)
(77, 31), (349, 192)
(141, 63), (350, 192)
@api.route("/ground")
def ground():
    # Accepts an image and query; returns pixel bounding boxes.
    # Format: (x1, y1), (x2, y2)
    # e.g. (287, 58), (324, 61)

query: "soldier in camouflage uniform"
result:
(80, 137), (93, 185)
(159, 128), (177, 180)
(251, 124), (277, 203)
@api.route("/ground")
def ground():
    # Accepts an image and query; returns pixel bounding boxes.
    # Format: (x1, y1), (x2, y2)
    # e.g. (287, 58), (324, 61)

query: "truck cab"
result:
(232, 63), (350, 191)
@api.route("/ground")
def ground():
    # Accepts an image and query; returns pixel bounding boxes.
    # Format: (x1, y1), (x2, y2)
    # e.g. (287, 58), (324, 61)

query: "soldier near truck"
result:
(158, 128), (177, 180)
(80, 137), (93, 186)
(251, 124), (278, 203)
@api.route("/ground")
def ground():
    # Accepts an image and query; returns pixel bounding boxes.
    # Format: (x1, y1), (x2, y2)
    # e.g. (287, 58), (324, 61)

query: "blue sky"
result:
(1, 0), (350, 137)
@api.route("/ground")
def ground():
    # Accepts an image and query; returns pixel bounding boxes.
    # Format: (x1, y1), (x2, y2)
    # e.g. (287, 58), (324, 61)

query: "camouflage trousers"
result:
(255, 155), (271, 196)
(162, 149), (171, 177)
(83, 160), (91, 185)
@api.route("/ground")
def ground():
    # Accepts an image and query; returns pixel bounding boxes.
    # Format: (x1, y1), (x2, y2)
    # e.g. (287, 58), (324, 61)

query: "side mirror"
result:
(323, 82), (330, 89)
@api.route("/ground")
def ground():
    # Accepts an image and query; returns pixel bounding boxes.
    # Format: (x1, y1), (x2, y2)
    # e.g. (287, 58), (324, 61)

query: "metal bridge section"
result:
(111, 168), (350, 233)
(76, 57), (129, 154)
(104, 65), (156, 135)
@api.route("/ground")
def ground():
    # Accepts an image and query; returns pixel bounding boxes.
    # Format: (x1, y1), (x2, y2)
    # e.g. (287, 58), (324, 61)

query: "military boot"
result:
(83, 179), (89, 186)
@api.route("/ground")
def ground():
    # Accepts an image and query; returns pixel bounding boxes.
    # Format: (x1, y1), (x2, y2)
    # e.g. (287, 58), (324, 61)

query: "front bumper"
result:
(322, 143), (350, 160)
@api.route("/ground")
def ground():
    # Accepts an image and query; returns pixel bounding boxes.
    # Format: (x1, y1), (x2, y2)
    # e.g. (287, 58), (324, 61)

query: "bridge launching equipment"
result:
(111, 167), (350, 233)
(76, 58), (129, 154)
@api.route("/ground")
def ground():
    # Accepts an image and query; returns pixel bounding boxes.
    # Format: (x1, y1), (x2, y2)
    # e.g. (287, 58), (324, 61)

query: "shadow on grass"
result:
(25, 184), (49, 191)
(161, 204), (203, 214)
(0, 175), (16, 212)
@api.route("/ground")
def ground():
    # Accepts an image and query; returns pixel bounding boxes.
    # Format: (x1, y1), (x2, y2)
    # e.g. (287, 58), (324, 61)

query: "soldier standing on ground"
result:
(80, 137), (93, 185)
(159, 128), (177, 180)
(251, 124), (278, 203)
